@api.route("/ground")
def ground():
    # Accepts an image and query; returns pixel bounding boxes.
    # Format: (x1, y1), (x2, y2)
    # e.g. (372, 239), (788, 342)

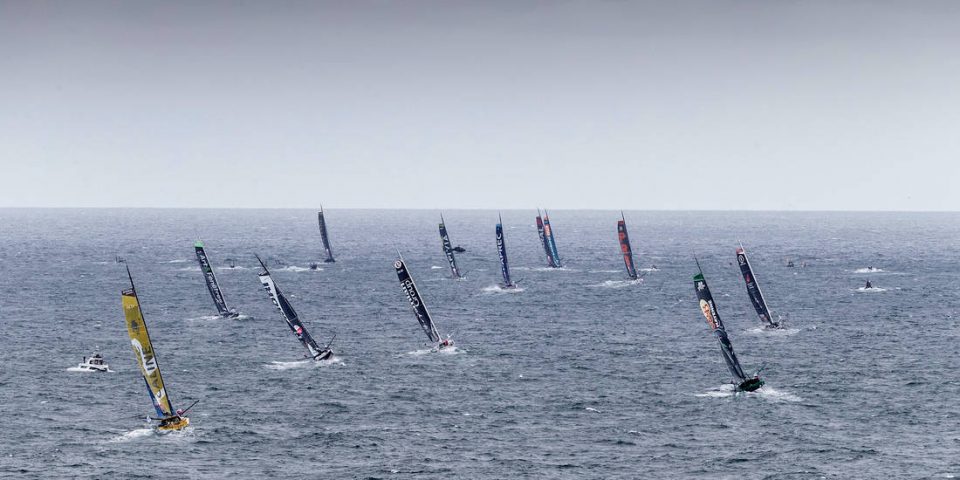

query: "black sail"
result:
(194, 240), (233, 316)
(256, 255), (330, 359)
(736, 245), (777, 328)
(438, 215), (461, 279)
(496, 215), (514, 287)
(395, 258), (441, 343)
(318, 207), (335, 263)
(694, 272), (747, 382)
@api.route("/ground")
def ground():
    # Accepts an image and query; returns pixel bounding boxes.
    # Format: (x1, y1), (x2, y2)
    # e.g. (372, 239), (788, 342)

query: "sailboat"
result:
(537, 209), (562, 268)
(395, 254), (453, 350)
(693, 262), (764, 392)
(318, 206), (335, 264)
(496, 214), (518, 288)
(121, 266), (195, 432)
(617, 212), (639, 280)
(256, 255), (334, 361)
(194, 240), (239, 318)
(736, 243), (780, 329)
(535, 209), (559, 268)
(438, 214), (462, 279)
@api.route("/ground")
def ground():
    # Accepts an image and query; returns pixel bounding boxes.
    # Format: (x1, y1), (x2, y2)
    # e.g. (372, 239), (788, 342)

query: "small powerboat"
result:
(76, 353), (110, 372)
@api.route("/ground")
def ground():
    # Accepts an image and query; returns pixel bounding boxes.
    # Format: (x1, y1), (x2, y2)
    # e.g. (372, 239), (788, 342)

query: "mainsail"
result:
(121, 266), (176, 418)
(256, 255), (331, 359)
(496, 214), (515, 287)
(194, 240), (235, 317)
(542, 210), (562, 267)
(736, 244), (778, 328)
(536, 210), (558, 268)
(318, 206), (335, 263)
(438, 214), (462, 279)
(617, 212), (638, 280)
(694, 271), (747, 382)
(395, 256), (442, 343)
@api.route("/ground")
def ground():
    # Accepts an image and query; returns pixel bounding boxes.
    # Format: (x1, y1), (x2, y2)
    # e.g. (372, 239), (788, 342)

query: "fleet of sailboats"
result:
(104, 210), (794, 433)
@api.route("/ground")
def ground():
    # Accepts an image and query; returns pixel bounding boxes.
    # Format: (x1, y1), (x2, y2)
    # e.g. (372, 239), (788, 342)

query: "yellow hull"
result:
(156, 416), (190, 432)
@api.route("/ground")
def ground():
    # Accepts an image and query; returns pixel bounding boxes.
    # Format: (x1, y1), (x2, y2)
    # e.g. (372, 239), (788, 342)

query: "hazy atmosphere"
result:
(2, 1), (958, 210)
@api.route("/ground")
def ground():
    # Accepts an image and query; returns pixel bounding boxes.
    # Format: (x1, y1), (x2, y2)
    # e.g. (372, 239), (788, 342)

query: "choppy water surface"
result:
(1, 209), (959, 479)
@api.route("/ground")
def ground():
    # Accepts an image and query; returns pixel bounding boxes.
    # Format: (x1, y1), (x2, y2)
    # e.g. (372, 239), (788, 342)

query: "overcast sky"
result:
(1, 1), (958, 210)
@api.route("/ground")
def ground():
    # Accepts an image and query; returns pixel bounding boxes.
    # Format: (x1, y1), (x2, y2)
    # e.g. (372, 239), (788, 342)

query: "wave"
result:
(854, 267), (884, 273)
(176, 266), (201, 272)
(408, 345), (462, 356)
(165, 259), (189, 264)
(109, 428), (155, 443)
(482, 285), (525, 293)
(431, 266), (443, 269)
(265, 356), (343, 370)
(857, 286), (887, 292)
(216, 266), (248, 271)
(588, 269), (622, 274)
(640, 267), (660, 272)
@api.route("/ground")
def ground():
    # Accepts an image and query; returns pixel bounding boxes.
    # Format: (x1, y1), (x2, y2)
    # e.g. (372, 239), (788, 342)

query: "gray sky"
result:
(2, 1), (958, 210)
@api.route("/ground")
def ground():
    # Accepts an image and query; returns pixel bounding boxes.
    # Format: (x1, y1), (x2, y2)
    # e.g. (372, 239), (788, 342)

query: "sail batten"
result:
(736, 245), (777, 327)
(256, 255), (329, 359)
(318, 207), (335, 263)
(439, 215), (462, 279)
(694, 272), (747, 382)
(395, 257), (442, 343)
(617, 213), (638, 280)
(194, 240), (233, 316)
(122, 267), (176, 418)
(496, 215), (514, 287)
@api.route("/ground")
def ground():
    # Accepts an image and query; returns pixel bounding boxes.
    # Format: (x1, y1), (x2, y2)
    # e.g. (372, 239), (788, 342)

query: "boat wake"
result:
(587, 279), (641, 289)
(278, 265), (318, 272)
(745, 326), (801, 336)
(430, 266), (443, 269)
(109, 428), (155, 443)
(854, 267), (884, 273)
(588, 269), (621, 274)
(176, 266), (201, 272)
(217, 266), (248, 271)
(408, 346), (461, 356)
(482, 285), (524, 293)
(857, 286), (887, 292)
(265, 356), (343, 370)
(67, 366), (114, 373)
(165, 259), (189, 264)
(695, 384), (802, 402)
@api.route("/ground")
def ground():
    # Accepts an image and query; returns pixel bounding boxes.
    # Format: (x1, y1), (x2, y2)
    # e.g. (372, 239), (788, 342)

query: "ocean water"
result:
(1, 209), (959, 479)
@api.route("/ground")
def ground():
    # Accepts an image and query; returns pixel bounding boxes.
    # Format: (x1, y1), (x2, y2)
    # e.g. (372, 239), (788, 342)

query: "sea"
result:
(1, 209), (958, 479)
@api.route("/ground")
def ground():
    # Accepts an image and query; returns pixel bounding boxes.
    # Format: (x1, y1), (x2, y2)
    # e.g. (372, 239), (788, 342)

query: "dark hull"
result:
(738, 377), (764, 392)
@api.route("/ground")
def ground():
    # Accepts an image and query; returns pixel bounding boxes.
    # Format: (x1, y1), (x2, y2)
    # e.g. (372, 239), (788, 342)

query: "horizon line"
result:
(0, 206), (957, 214)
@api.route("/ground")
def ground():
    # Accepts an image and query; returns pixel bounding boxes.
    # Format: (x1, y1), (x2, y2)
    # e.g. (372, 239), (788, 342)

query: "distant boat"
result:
(617, 212), (639, 280)
(256, 255), (334, 361)
(736, 243), (779, 329)
(395, 254), (453, 350)
(693, 262), (764, 392)
(194, 240), (239, 318)
(438, 214), (462, 279)
(496, 214), (517, 288)
(75, 352), (110, 373)
(536, 209), (561, 268)
(121, 266), (195, 431)
(318, 206), (335, 263)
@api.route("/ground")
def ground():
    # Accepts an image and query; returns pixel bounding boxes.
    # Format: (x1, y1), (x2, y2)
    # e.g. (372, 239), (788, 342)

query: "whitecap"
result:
(109, 428), (155, 443)
(856, 286), (887, 292)
(587, 279), (640, 289)
(854, 267), (884, 273)
(176, 266), (201, 272)
(431, 266), (443, 269)
(745, 326), (801, 336)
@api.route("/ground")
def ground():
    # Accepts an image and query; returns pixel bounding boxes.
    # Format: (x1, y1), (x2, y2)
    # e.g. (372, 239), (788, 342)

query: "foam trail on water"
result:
(482, 285), (525, 293)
